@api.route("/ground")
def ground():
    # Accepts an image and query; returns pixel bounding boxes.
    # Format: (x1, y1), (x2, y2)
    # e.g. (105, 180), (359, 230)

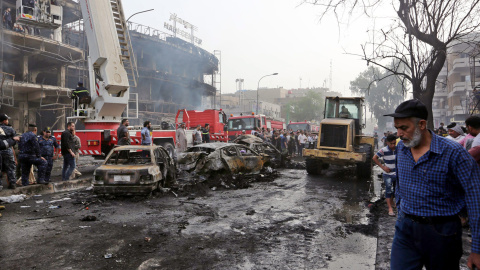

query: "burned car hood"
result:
(233, 134), (264, 144)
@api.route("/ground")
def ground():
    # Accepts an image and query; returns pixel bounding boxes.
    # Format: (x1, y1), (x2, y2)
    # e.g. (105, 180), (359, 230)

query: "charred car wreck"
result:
(177, 142), (269, 175)
(93, 146), (177, 195)
(232, 135), (288, 167)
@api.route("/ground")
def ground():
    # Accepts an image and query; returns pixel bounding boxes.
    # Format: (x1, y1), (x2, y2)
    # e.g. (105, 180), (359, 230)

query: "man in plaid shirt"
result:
(385, 99), (480, 270)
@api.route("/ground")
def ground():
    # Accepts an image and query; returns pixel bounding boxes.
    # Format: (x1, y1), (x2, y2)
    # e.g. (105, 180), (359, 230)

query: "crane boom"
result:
(78, 0), (130, 126)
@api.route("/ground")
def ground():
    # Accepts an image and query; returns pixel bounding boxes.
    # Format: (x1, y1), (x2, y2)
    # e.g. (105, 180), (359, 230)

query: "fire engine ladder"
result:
(0, 72), (15, 107)
(110, 0), (139, 87)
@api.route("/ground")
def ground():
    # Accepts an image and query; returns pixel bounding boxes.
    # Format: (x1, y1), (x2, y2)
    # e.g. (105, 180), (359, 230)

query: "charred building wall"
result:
(0, 0), (218, 132)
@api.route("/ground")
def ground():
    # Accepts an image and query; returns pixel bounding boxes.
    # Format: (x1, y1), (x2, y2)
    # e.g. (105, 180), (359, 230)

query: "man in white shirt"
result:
(298, 131), (307, 157)
(445, 122), (466, 144)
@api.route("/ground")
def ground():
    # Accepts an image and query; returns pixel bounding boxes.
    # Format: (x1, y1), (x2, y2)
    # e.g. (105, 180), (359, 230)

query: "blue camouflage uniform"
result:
(0, 123), (17, 183)
(38, 135), (59, 182)
(19, 131), (47, 185)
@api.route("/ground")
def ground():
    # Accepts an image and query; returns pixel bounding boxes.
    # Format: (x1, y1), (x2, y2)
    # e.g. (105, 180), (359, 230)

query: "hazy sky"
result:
(122, 0), (394, 95)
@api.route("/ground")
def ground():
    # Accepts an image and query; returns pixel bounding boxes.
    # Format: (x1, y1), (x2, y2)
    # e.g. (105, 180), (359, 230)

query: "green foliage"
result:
(287, 91), (325, 122)
(350, 66), (405, 132)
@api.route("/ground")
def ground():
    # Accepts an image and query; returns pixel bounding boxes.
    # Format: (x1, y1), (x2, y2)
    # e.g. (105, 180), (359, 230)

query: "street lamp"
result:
(256, 73), (278, 114)
(126, 9), (155, 22)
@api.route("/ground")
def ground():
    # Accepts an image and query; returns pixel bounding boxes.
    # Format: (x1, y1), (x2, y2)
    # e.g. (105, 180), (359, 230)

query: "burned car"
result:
(233, 134), (288, 167)
(177, 142), (269, 175)
(93, 145), (176, 195)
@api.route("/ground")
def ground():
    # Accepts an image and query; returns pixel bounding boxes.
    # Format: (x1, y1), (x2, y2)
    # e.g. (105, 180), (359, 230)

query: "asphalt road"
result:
(0, 166), (382, 270)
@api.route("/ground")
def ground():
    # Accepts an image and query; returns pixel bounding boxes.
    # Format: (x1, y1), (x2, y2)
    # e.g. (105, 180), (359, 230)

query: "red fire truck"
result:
(54, 1), (227, 159)
(226, 113), (286, 140)
(286, 121), (320, 133)
(176, 109), (228, 142)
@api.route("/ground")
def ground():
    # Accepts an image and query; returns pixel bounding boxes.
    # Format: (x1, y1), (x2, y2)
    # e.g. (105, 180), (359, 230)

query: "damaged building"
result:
(0, 0), (219, 132)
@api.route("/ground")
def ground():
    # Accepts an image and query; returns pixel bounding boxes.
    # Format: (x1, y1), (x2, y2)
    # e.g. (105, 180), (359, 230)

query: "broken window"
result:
(106, 150), (152, 165)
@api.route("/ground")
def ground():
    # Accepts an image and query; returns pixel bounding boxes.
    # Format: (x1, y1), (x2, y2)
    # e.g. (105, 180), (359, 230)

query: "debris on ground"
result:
(48, 205), (61, 209)
(0, 194), (27, 203)
(81, 215), (97, 222)
(104, 254), (113, 259)
(48, 198), (71, 203)
(245, 209), (256, 215)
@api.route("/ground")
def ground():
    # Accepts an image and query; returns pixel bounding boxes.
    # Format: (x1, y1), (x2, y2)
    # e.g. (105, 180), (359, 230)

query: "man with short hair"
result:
(61, 122), (76, 181)
(202, 123), (210, 143)
(18, 124), (47, 186)
(373, 134), (397, 216)
(0, 113), (17, 189)
(385, 99), (480, 270)
(193, 125), (202, 145)
(117, 119), (130, 145)
(176, 122), (187, 152)
(463, 116), (480, 150)
(298, 131), (307, 156)
(445, 122), (466, 143)
(141, 121), (152, 146)
(38, 129), (59, 183)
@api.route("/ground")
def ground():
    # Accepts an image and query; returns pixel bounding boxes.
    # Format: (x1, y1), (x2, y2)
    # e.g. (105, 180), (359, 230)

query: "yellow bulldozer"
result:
(303, 96), (375, 178)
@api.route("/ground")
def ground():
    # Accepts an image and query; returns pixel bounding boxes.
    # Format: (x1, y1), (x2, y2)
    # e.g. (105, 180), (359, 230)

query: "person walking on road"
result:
(384, 99), (480, 270)
(61, 122), (76, 181)
(372, 134), (397, 217)
(176, 122), (187, 152)
(38, 129), (59, 183)
(193, 125), (202, 145)
(18, 124), (47, 186)
(70, 130), (82, 179)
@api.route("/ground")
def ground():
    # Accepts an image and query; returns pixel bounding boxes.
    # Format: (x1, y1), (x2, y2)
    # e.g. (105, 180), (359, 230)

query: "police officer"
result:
(202, 123), (210, 143)
(19, 124), (47, 186)
(0, 126), (19, 191)
(38, 129), (59, 183)
(0, 113), (18, 189)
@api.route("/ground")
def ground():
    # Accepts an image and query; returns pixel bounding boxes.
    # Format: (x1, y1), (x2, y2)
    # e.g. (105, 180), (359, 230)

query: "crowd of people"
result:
(0, 115), (82, 195)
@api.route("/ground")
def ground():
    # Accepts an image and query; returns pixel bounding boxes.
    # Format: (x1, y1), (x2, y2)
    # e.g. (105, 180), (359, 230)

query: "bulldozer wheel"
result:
(306, 158), (323, 175)
(356, 144), (373, 179)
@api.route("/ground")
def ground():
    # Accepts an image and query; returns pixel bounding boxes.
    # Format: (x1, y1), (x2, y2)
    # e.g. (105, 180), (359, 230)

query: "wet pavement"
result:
(1, 166), (379, 269)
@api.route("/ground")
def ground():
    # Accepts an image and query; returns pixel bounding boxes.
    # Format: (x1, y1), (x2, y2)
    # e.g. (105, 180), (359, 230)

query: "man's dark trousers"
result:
(391, 211), (462, 270)
(19, 154), (46, 186)
(43, 156), (53, 182)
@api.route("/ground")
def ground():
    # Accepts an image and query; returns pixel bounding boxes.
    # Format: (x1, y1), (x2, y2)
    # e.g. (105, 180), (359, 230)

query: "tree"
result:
(304, 0), (480, 129)
(287, 91), (325, 122)
(350, 66), (405, 132)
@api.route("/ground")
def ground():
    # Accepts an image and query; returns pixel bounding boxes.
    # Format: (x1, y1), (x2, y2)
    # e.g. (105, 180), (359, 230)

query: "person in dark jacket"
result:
(61, 122), (76, 181)
(0, 125), (19, 190)
(18, 124), (47, 186)
(0, 113), (18, 189)
(38, 129), (59, 183)
(71, 82), (89, 115)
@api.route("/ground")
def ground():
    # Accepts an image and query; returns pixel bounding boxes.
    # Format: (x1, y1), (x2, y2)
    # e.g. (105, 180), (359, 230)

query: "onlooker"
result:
(3, 8), (12, 30)
(0, 125), (19, 191)
(445, 122), (466, 143)
(381, 132), (387, 147)
(61, 122), (76, 181)
(464, 116), (480, 150)
(280, 131), (287, 152)
(384, 99), (480, 269)
(372, 134), (397, 216)
(193, 125), (202, 145)
(176, 122), (187, 152)
(202, 123), (210, 143)
(18, 124), (47, 186)
(38, 129), (59, 183)
(0, 114), (17, 189)
(117, 119), (130, 145)
(287, 131), (296, 156)
(70, 130), (82, 179)
(298, 131), (307, 156)
(141, 121), (152, 146)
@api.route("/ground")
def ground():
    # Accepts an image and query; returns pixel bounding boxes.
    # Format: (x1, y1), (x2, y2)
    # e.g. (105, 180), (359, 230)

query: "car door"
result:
(235, 145), (263, 173)
(220, 146), (242, 173)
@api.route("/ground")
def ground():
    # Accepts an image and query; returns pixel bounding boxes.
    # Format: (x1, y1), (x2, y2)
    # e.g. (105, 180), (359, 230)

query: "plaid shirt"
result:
(396, 131), (480, 252)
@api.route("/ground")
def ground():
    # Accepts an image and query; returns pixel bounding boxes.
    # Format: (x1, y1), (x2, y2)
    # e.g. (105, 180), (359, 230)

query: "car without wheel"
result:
(93, 145), (176, 195)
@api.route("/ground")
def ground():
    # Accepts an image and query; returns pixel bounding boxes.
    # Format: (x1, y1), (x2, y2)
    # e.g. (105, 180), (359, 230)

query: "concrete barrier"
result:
(0, 178), (93, 196)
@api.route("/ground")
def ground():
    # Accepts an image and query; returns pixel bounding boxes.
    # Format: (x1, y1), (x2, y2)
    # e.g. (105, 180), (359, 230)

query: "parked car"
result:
(93, 145), (176, 195)
(177, 142), (269, 175)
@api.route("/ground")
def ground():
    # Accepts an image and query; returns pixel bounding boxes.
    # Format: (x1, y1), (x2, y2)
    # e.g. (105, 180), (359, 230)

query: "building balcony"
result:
(448, 81), (469, 98)
(451, 57), (469, 73)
